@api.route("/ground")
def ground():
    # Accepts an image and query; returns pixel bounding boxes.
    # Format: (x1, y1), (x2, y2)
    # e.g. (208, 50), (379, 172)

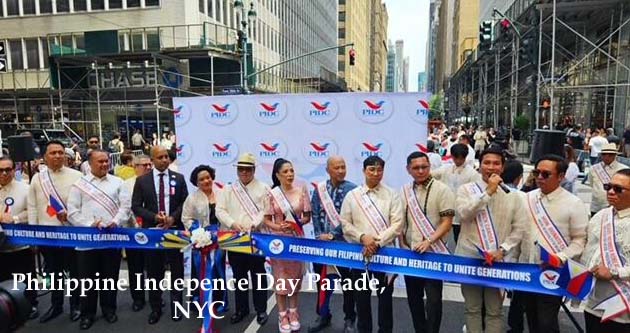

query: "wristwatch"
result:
(611, 267), (620, 279)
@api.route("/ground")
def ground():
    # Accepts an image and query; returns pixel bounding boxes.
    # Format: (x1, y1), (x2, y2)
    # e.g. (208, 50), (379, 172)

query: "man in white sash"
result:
(308, 156), (357, 333)
(340, 156), (403, 333)
(456, 147), (527, 333)
(518, 154), (588, 333)
(27, 140), (83, 323)
(216, 152), (270, 325)
(402, 151), (454, 333)
(581, 169), (630, 333)
(67, 149), (130, 330)
(587, 143), (628, 216)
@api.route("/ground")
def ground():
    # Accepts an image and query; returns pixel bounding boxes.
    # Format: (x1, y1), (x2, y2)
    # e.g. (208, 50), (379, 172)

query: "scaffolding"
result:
(445, 0), (630, 135)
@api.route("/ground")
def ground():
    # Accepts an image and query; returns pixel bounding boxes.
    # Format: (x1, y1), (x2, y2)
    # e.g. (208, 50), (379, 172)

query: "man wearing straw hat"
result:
(587, 143), (628, 216)
(216, 152), (270, 325)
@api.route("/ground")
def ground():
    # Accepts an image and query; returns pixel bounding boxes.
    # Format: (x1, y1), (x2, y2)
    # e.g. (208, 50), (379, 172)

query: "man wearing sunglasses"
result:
(455, 147), (527, 333)
(518, 154), (588, 333)
(581, 169), (630, 333)
(80, 136), (101, 176)
(587, 143), (628, 216)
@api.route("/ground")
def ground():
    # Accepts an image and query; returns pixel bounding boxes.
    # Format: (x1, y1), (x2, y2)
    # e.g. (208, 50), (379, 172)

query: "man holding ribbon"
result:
(27, 140), (83, 323)
(581, 168), (630, 333)
(587, 143), (628, 216)
(518, 154), (588, 333)
(455, 147), (527, 333)
(216, 152), (270, 325)
(67, 149), (131, 330)
(340, 155), (403, 333)
(308, 156), (357, 333)
(401, 151), (454, 333)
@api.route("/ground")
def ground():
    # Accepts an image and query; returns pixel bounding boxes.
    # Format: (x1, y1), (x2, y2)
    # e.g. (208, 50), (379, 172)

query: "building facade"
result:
(426, 0), (441, 93)
(369, 0), (388, 92)
(402, 56), (409, 92)
(435, 0), (454, 93)
(395, 39), (405, 92)
(452, 0), (479, 70)
(338, 0), (371, 91)
(385, 41), (396, 92)
(417, 72), (427, 92)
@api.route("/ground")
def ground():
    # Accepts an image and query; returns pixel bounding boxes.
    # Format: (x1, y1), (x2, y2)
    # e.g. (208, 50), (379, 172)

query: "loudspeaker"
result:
(529, 130), (566, 163)
(7, 136), (35, 162)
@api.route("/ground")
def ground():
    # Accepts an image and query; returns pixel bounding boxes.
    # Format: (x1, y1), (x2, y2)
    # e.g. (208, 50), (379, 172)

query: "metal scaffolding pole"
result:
(510, 37), (520, 130)
(550, 0), (557, 130)
(536, 8), (543, 129)
(494, 48), (500, 129)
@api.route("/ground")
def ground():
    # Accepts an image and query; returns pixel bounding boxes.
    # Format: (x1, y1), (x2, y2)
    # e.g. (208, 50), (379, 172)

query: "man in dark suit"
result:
(132, 146), (188, 324)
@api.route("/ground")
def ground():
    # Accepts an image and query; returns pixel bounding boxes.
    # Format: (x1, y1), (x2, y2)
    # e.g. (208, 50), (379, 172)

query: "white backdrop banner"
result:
(173, 92), (430, 193)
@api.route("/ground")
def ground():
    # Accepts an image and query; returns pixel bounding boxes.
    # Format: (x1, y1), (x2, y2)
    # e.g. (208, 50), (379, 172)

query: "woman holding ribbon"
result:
(263, 158), (311, 333)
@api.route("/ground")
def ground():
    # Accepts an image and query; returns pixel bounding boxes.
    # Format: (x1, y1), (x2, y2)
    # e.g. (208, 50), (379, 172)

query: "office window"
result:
(199, 0), (204, 13)
(147, 32), (159, 50)
(42, 39), (50, 68)
(57, 0), (70, 12)
(75, 35), (85, 50)
(25, 39), (39, 69)
(6, 0), (19, 16)
(109, 0), (122, 9)
(9, 40), (24, 70)
(145, 0), (159, 6)
(206, 0), (212, 17)
(338, 28), (345, 39)
(127, 0), (140, 7)
(91, 0), (105, 10)
(74, 0), (87, 11)
(215, 0), (220, 22)
(40, 0), (53, 13)
(339, 11), (345, 22)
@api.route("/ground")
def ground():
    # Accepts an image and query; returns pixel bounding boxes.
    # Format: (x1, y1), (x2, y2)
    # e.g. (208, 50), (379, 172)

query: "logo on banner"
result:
(256, 139), (288, 162)
(208, 140), (239, 165)
(355, 99), (393, 124)
(175, 144), (193, 165)
(354, 140), (392, 160)
(205, 102), (238, 125)
(304, 100), (338, 124)
(408, 99), (430, 123)
(302, 139), (339, 164)
(540, 270), (560, 290)
(134, 232), (149, 245)
(255, 101), (287, 125)
(172, 104), (192, 126)
(269, 239), (285, 254)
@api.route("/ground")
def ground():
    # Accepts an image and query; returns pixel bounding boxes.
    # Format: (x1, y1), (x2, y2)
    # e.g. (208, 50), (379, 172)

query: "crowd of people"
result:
(0, 127), (629, 333)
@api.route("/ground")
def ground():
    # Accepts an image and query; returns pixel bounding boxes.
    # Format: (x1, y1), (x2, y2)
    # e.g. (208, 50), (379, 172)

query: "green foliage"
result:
(429, 94), (444, 120)
(514, 114), (530, 132)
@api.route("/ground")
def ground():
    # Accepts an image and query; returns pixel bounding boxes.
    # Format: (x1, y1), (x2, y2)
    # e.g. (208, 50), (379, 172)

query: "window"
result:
(339, 11), (345, 22)
(127, 0), (140, 7)
(91, 0), (105, 10)
(199, 0), (204, 13)
(74, 0), (87, 11)
(25, 39), (39, 69)
(57, 0), (70, 12)
(22, 0), (36, 14)
(145, 0), (159, 6)
(9, 40), (24, 70)
(6, 0), (19, 16)
(206, 0), (212, 17)
(40, 0), (53, 13)
(338, 28), (345, 39)
(0, 2), (3, 16)
(42, 39), (50, 68)
(75, 35), (85, 51)
(215, 0), (220, 22)
(147, 32), (159, 50)
(109, 0), (122, 9)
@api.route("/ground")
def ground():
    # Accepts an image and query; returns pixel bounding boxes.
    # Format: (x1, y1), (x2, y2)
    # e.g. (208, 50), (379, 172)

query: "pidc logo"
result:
(207, 139), (239, 165)
(353, 139), (392, 161)
(172, 103), (192, 126)
(254, 101), (287, 125)
(355, 98), (394, 124)
(255, 139), (288, 162)
(205, 101), (238, 125)
(302, 139), (338, 164)
(409, 98), (431, 123)
(303, 100), (338, 124)
(175, 143), (193, 165)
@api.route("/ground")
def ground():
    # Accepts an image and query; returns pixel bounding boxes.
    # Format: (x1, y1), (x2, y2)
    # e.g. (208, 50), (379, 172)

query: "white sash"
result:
(73, 178), (119, 219)
(402, 183), (449, 254)
(39, 166), (66, 212)
(526, 191), (569, 253)
(232, 182), (260, 222)
(592, 163), (612, 185)
(465, 183), (499, 251)
(352, 189), (388, 234)
(594, 208), (630, 321)
(269, 187), (299, 223)
(316, 181), (342, 228)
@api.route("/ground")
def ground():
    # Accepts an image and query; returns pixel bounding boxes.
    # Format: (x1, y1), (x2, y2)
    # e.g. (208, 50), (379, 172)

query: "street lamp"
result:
(234, 0), (257, 94)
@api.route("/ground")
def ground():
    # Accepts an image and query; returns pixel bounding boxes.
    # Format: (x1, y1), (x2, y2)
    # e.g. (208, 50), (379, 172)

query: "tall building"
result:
(435, 0), (455, 93)
(452, 0), (479, 70)
(385, 41), (397, 92)
(426, 0), (441, 93)
(369, 0), (388, 92)
(402, 57), (409, 92)
(395, 39), (405, 92)
(338, 0), (371, 91)
(417, 72), (427, 92)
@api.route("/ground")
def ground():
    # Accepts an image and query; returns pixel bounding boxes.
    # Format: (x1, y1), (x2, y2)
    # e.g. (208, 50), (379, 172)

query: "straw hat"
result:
(234, 152), (256, 167)
(601, 143), (620, 155)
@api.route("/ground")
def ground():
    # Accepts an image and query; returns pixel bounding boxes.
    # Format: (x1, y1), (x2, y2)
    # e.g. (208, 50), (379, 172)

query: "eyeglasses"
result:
(0, 168), (13, 174)
(603, 183), (630, 194)
(532, 169), (553, 179)
(134, 163), (152, 168)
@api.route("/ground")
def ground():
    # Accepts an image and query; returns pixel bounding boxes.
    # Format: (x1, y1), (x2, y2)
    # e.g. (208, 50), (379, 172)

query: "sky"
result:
(385, 0), (430, 92)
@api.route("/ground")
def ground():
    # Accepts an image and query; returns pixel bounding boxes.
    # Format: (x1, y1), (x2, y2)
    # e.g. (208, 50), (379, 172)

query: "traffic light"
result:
(519, 35), (537, 64)
(349, 49), (356, 66)
(500, 19), (512, 42)
(479, 20), (493, 51)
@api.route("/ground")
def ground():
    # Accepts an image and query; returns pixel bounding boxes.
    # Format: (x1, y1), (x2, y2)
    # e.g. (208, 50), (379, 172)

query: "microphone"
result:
(498, 182), (511, 194)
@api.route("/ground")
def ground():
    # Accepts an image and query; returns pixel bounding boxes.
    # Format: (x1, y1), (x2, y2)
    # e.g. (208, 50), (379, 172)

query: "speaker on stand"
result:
(6, 135), (36, 185)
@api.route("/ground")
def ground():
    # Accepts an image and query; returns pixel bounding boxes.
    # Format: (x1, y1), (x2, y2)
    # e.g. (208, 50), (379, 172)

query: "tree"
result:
(429, 93), (444, 120)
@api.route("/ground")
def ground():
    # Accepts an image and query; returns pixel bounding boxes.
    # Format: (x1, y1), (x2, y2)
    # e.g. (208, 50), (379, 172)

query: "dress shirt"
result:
(122, 176), (138, 228)
(588, 160), (629, 213)
(67, 173), (130, 227)
(153, 168), (171, 215)
(0, 180), (30, 252)
(215, 178), (270, 229)
(432, 164), (481, 225)
(340, 183), (404, 247)
(582, 207), (630, 323)
(27, 166), (82, 226)
(455, 180), (527, 260)
(401, 177), (455, 250)
(311, 179), (357, 240)
(519, 187), (588, 264)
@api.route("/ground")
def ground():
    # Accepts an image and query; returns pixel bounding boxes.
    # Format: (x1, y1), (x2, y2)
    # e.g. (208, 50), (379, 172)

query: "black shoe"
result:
(39, 306), (63, 323)
(148, 311), (161, 325)
(104, 313), (118, 323)
(132, 301), (145, 312)
(343, 319), (356, 333)
(308, 315), (332, 333)
(79, 317), (94, 330)
(28, 306), (39, 320)
(230, 311), (249, 324)
(256, 312), (268, 325)
(70, 307), (81, 322)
